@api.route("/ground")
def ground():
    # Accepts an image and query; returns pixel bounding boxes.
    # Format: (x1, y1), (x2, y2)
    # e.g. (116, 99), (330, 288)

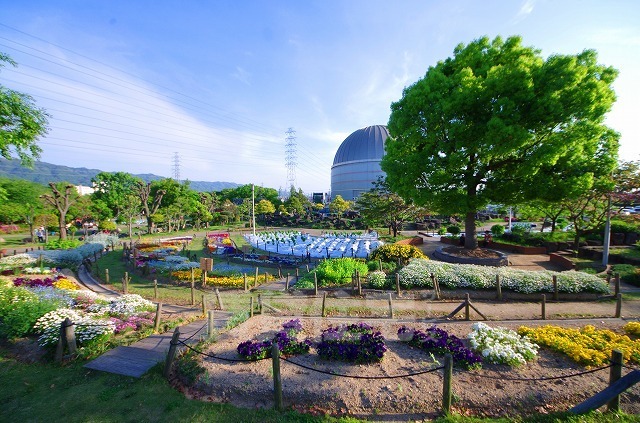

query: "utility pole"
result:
(252, 183), (256, 236)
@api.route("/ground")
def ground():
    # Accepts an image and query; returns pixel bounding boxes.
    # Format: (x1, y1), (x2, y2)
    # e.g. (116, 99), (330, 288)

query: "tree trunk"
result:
(464, 212), (477, 249)
(58, 214), (67, 240)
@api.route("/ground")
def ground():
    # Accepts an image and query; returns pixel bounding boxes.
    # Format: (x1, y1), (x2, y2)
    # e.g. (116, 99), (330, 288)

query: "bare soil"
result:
(442, 246), (503, 259)
(178, 315), (640, 421)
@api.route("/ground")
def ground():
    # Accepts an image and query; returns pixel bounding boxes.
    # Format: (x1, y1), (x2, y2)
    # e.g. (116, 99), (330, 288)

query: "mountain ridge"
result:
(0, 159), (239, 192)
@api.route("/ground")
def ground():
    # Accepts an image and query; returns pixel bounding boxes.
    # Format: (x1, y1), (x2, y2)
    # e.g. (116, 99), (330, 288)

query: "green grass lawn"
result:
(0, 352), (357, 423)
(0, 350), (633, 423)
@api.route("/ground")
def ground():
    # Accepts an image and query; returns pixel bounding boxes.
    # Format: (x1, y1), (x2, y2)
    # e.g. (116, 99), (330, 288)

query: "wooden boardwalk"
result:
(84, 311), (232, 378)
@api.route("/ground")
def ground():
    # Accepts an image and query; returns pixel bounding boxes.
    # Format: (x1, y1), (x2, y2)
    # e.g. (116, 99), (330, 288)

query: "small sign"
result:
(200, 257), (214, 271)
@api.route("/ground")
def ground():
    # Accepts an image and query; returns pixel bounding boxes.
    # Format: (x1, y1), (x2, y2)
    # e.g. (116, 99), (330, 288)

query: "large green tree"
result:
(1, 53), (49, 167)
(382, 36), (619, 249)
(356, 178), (425, 237)
(90, 172), (138, 221)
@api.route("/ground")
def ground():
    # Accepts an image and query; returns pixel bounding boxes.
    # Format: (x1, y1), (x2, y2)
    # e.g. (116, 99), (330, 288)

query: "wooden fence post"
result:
(250, 297), (254, 318)
(154, 302), (162, 332)
(154, 279), (158, 300)
(122, 272), (129, 294)
(202, 270), (207, 287)
(552, 275), (558, 301)
(254, 267), (259, 288)
(464, 293), (470, 321)
(614, 273), (621, 296)
(615, 293), (622, 318)
(163, 327), (181, 379)
(357, 270), (362, 296)
(321, 292), (327, 317)
(55, 320), (66, 362)
(243, 273), (248, 292)
(105, 268), (110, 284)
(201, 294), (206, 316)
(285, 273), (290, 290)
(63, 317), (76, 355)
(190, 279), (195, 306)
(258, 294), (263, 314)
(541, 294), (546, 320)
(388, 293), (394, 319)
(396, 273), (400, 295)
(608, 350), (623, 411)
(207, 310), (215, 340)
(295, 267), (299, 283)
(314, 272), (318, 296)
(442, 353), (453, 415)
(496, 274), (502, 301)
(272, 341), (283, 411)
(215, 288), (224, 310)
(190, 267), (195, 285)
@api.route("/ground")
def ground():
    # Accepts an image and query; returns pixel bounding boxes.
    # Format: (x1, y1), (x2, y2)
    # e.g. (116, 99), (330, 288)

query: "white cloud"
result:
(513, 0), (536, 23)
(231, 66), (251, 85)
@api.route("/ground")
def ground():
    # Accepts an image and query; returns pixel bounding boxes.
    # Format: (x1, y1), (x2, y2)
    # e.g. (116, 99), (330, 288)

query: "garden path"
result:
(76, 263), (233, 378)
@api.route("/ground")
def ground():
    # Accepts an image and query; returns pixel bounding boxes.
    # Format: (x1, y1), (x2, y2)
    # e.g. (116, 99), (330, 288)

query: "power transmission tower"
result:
(285, 128), (297, 193)
(172, 152), (181, 182)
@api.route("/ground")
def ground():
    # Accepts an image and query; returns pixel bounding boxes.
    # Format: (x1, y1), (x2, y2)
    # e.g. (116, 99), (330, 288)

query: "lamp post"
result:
(602, 194), (612, 267)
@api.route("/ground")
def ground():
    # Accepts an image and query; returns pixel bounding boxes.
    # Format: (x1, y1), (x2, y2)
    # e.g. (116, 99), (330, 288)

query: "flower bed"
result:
(237, 319), (310, 360)
(517, 324), (640, 367)
(317, 322), (386, 363)
(467, 322), (538, 366)
(398, 325), (482, 369)
(397, 258), (609, 294)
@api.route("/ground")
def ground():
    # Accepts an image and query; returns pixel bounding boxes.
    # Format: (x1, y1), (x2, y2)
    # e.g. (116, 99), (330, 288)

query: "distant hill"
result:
(0, 159), (239, 192)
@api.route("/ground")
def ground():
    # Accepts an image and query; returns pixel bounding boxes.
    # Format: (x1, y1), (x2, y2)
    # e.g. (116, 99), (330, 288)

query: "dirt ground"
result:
(180, 315), (640, 421)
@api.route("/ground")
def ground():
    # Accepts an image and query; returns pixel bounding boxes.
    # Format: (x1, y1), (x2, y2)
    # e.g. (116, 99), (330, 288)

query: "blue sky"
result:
(1, 0), (638, 194)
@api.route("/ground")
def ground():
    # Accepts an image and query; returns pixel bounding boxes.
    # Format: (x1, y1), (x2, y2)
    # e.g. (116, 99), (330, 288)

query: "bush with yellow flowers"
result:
(623, 321), (640, 337)
(518, 324), (640, 367)
(171, 269), (275, 288)
(369, 244), (426, 264)
(53, 277), (79, 290)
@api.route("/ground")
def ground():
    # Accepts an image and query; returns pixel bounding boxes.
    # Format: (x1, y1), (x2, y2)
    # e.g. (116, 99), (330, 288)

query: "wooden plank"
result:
(570, 370), (640, 414)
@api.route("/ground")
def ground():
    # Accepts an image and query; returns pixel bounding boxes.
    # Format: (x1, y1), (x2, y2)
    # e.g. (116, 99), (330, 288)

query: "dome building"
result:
(331, 125), (389, 201)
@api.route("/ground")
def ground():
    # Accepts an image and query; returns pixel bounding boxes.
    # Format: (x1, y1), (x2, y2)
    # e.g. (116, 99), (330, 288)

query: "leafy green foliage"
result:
(490, 224), (505, 236)
(0, 286), (60, 339)
(44, 239), (82, 250)
(382, 36), (619, 248)
(313, 258), (368, 286)
(0, 53), (49, 167)
(611, 264), (640, 287)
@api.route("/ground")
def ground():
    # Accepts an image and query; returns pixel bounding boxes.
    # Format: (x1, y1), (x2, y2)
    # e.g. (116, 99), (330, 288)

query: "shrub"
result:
(397, 258), (609, 294)
(369, 244), (425, 264)
(609, 220), (638, 234)
(467, 322), (538, 366)
(611, 264), (640, 287)
(398, 325), (482, 369)
(45, 239), (82, 250)
(447, 225), (460, 235)
(623, 321), (640, 337)
(491, 224), (505, 236)
(313, 258), (368, 286)
(518, 324), (640, 367)
(0, 286), (62, 339)
(317, 322), (386, 363)
(237, 319), (310, 360)
(366, 271), (388, 289)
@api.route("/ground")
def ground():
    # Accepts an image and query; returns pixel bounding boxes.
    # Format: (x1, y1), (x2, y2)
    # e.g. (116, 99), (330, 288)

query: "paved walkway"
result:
(75, 263), (233, 378)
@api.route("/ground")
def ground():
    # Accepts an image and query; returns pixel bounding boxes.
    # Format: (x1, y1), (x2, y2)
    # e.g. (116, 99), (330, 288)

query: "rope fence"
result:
(162, 321), (636, 416)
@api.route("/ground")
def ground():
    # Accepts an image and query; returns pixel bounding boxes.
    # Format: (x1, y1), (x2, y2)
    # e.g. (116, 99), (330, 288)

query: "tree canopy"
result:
(381, 35), (619, 248)
(0, 53), (49, 167)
